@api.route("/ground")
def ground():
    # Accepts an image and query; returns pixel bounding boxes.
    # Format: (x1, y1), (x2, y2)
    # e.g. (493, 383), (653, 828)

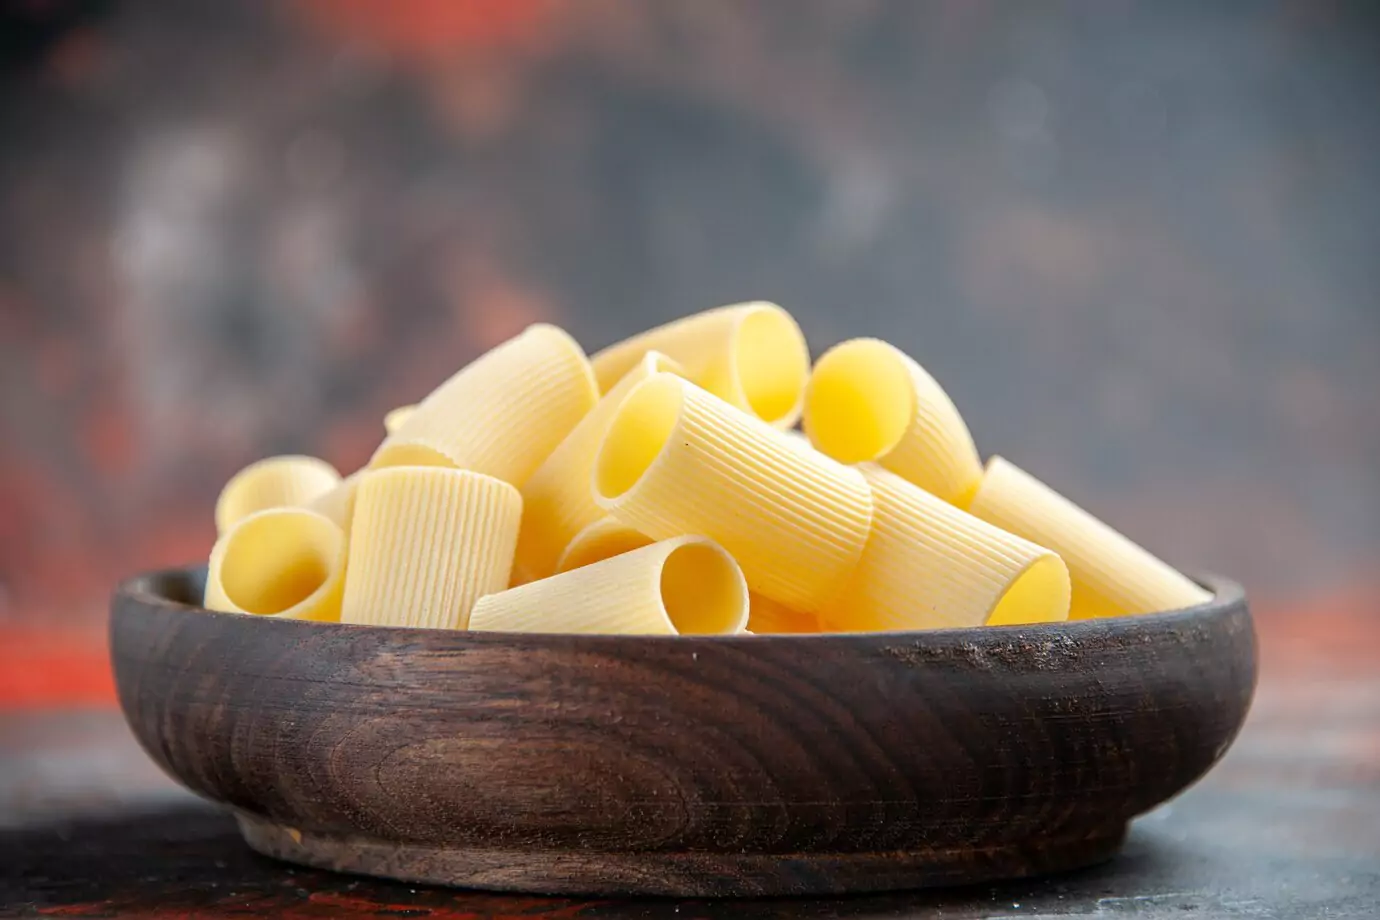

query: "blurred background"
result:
(1, 0), (1377, 706)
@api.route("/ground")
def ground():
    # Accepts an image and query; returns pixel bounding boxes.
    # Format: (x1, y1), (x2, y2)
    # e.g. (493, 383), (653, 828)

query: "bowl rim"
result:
(113, 565), (1246, 646)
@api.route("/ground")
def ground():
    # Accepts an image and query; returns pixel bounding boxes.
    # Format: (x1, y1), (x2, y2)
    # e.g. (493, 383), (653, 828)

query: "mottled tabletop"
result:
(2, 596), (1377, 919)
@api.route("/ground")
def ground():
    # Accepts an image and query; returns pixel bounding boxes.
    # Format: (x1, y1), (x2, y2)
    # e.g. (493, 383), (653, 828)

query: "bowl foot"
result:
(238, 815), (1127, 897)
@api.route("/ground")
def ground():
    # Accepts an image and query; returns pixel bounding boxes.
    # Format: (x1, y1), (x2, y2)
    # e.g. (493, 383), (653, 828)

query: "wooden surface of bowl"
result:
(110, 567), (1256, 897)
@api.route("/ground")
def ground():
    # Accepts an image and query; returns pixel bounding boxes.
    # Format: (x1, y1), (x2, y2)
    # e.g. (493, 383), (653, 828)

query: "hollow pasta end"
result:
(804, 339), (915, 464)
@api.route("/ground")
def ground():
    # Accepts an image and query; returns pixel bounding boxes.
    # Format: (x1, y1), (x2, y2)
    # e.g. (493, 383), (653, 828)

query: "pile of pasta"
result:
(205, 303), (1211, 635)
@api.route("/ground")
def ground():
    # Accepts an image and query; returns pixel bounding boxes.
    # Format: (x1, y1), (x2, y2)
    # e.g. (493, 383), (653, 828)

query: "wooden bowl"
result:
(110, 567), (1256, 897)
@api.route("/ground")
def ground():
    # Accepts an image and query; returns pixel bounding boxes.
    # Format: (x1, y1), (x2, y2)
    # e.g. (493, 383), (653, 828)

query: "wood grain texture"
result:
(109, 567), (1256, 897)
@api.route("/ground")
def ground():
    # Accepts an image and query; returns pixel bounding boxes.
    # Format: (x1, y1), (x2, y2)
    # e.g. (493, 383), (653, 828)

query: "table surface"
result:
(2, 594), (1377, 919)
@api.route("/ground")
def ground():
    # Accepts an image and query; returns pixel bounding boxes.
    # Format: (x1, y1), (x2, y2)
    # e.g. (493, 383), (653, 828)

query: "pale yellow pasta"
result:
(372, 324), (598, 486)
(747, 594), (822, 634)
(383, 404), (416, 434)
(204, 508), (345, 621)
(304, 470), (362, 536)
(967, 457), (1211, 619)
(556, 519), (793, 632)
(470, 536), (748, 635)
(590, 303), (810, 428)
(822, 466), (1069, 631)
(513, 352), (683, 582)
(341, 467), (522, 629)
(804, 339), (983, 507)
(594, 374), (873, 614)
(214, 455), (341, 534)
(554, 516), (653, 574)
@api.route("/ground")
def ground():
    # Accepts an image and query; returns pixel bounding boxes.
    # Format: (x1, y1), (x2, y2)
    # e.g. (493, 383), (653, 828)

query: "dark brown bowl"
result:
(110, 567), (1255, 897)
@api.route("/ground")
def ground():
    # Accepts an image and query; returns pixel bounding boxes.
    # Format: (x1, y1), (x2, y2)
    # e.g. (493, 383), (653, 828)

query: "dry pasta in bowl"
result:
(199, 308), (1213, 634)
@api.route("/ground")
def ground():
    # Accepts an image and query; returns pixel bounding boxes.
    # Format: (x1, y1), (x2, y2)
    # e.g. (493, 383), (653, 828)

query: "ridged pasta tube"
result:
(204, 508), (345, 621)
(594, 374), (873, 614)
(383, 404), (416, 434)
(590, 303), (810, 428)
(823, 466), (1070, 631)
(967, 457), (1211, 619)
(341, 467), (522, 629)
(214, 455), (341, 534)
(554, 516), (654, 574)
(470, 536), (749, 635)
(372, 324), (598, 486)
(514, 352), (682, 582)
(555, 519), (793, 629)
(804, 339), (983, 507)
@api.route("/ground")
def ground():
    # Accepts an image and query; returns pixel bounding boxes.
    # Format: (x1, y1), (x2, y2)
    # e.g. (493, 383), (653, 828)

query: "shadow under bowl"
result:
(110, 567), (1256, 897)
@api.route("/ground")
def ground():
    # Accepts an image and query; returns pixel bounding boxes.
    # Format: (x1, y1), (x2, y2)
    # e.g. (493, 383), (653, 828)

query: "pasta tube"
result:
(214, 455), (341, 534)
(594, 374), (873, 614)
(590, 302), (809, 428)
(967, 457), (1212, 619)
(554, 516), (653, 574)
(204, 508), (345, 621)
(341, 467), (522, 629)
(372, 324), (598, 486)
(383, 404), (416, 434)
(514, 352), (682, 582)
(306, 470), (362, 534)
(556, 519), (792, 629)
(824, 466), (1069, 631)
(747, 594), (822, 634)
(470, 536), (748, 635)
(804, 339), (982, 507)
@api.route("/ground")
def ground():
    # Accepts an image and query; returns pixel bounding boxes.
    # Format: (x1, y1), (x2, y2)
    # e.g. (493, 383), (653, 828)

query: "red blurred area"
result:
(0, 629), (114, 708)
(294, 0), (553, 62)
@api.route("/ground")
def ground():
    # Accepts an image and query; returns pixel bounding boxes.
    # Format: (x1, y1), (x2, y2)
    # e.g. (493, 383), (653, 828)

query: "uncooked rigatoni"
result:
(372, 324), (598, 487)
(341, 467), (522, 629)
(594, 373), (873, 614)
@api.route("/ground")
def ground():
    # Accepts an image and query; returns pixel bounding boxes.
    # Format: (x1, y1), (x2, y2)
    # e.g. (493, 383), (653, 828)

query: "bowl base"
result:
(238, 815), (1127, 897)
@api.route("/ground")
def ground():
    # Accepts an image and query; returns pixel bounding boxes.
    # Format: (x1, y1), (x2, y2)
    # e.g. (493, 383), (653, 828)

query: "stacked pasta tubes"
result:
(594, 372), (874, 614)
(513, 351), (683, 583)
(590, 302), (810, 429)
(201, 307), (1211, 633)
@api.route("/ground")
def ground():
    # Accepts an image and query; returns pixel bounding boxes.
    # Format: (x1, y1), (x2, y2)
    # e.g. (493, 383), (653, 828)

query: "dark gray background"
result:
(2, 0), (1378, 630)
